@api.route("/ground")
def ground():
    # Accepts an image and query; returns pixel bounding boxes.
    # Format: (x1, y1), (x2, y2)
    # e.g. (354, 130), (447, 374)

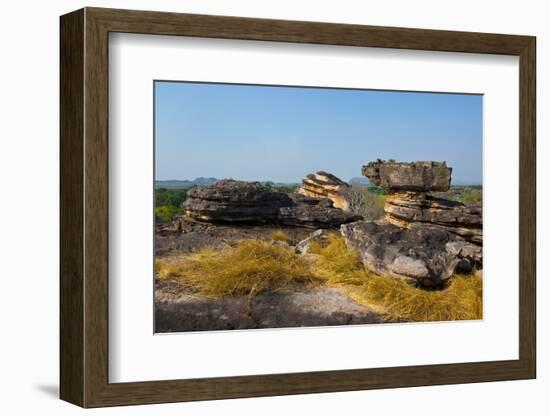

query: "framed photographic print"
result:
(60, 7), (536, 408)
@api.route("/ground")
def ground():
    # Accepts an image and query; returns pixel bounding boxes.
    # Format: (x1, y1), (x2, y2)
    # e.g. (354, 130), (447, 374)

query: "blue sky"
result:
(155, 81), (482, 184)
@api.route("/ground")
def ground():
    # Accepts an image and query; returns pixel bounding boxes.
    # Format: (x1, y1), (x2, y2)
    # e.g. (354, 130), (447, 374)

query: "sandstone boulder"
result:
(183, 179), (361, 228)
(362, 160), (452, 192)
(296, 171), (350, 210)
(341, 221), (480, 287)
(183, 179), (292, 222)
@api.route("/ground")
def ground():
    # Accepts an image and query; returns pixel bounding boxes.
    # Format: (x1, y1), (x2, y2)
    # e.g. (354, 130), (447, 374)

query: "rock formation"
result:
(362, 160), (482, 245)
(335, 159), (483, 287)
(296, 171), (350, 210)
(362, 160), (452, 192)
(182, 179), (361, 228)
(183, 179), (292, 223)
(384, 192), (482, 244)
(341, 221), (481, 287)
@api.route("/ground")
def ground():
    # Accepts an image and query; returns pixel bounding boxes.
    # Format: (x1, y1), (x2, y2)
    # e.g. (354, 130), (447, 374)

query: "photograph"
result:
(153, 81), (483, 333)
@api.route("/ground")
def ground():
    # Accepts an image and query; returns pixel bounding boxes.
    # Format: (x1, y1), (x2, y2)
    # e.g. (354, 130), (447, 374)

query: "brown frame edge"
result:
(60, 7), (536, 408)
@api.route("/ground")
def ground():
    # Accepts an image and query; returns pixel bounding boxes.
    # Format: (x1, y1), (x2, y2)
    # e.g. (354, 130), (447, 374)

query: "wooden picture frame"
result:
(60, 7), (536, 408)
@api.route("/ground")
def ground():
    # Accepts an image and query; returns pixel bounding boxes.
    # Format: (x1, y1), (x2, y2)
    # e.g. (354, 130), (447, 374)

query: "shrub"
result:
(343, 185), (386, 220)
(155, 205), (182, 222)
(455, 188), (482, 205)
(155, 188), (188, 208)
(367, 185), (389, 195)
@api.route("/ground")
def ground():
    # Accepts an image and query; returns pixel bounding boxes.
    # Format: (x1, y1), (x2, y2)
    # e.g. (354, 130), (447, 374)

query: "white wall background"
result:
(0, 0), (546, 414)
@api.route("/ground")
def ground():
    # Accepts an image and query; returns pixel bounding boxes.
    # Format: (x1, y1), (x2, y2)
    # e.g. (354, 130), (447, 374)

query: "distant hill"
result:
(155, 177), (218, 189)
(348, 177), (369, 185)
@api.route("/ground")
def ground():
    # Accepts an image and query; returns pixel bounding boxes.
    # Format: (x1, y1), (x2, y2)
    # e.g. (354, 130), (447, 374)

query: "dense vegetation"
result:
(431, 186), (483, 206)
(154, 184), (299, 222)
(451, 187), (482, 205)
(366, 185), (389, 195)
(155, 188), (188, 222)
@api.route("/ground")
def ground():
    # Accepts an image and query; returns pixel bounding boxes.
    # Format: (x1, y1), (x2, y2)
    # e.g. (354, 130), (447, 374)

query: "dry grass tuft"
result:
(271, 230), (290, 242)
(358, 274), (482, 322)
(313, 235), (482, 322)
(156, 235), (482, 322)
(156, 240), (315, 297)
(310, 234), (368, 285)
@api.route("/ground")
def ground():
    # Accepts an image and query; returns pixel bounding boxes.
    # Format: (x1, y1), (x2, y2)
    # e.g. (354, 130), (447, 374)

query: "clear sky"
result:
(155, 81), (482, 184)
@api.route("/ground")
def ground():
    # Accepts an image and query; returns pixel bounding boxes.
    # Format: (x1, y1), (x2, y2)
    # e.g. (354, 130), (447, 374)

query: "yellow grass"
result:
(156, 235), (482, 322)
(271, 230), (290, 242)
(156, 240), (316, 297)
(313, 235), (483, 322)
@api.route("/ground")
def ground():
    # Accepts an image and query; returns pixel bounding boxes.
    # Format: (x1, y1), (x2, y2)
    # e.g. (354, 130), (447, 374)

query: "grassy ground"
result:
(310, 235), (482, 322)
(156, 239), (318, 297)
(156, 234), (482, 323)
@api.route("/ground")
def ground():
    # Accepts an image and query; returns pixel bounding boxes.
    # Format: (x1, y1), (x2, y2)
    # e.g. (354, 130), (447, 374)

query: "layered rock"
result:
(341, 221), (481, 287)
(384, 192), (482, 244)
(182, 179), (361, 228)
(182, 179), (291, 222)
(278, 194), (361, 228)
(362, 160), (452, 192)
(362, 160), (482, 245)
(296, 171), (350, 210)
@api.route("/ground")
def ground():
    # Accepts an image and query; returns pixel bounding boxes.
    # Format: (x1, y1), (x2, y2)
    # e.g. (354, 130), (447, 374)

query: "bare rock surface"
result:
(362, 160), (452, 192)
(296, 171), (350, 210)
(156, 216), (318, 256)
(155, 280), (384, 332)
(182, 179), (361, 229)
(341, 221), (480, 287)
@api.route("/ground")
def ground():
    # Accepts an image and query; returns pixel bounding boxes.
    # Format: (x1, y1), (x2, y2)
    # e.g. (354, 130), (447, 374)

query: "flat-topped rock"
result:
(183, 179), (292, 222)
(362, 160), (452, 192)
(296, 171), (350, 210)
(182, 179), (361, 228)
(341, 221), (481, 288)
